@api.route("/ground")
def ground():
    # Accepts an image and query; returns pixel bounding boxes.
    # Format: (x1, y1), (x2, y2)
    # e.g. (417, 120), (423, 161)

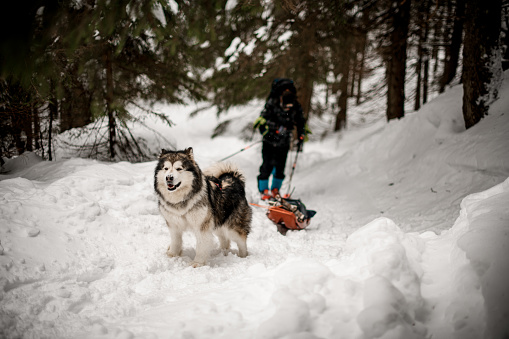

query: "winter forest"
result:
(1, 0), (507, 161)
(1, 1), (509, 339)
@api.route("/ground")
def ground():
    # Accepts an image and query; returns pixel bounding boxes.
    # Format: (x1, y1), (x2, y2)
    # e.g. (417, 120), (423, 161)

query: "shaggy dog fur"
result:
(154, 147), (251, 267)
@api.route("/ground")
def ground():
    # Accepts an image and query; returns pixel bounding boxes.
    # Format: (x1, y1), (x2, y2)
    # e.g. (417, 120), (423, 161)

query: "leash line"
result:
(219, 140), (262, 162)
(249, 202), (270, 209)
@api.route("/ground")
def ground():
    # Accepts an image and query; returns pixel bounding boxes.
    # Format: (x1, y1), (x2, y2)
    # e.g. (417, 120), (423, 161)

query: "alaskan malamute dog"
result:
(154, 147), (252, 267)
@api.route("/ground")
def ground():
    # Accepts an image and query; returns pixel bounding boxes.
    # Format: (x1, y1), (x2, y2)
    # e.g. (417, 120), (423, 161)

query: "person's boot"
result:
(260, 189), (272, 200)
(271, 178), (283, 198)
(258, 179), (270, 200)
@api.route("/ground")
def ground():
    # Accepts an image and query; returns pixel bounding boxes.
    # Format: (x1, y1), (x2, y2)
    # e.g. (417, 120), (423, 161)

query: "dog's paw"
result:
(190, 261), (205, 268)
(166, 248), (182, 258)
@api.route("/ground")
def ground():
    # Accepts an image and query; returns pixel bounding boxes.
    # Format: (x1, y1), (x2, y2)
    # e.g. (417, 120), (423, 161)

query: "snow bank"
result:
(0, 152), (43, 174)
(456, 177), (509, 339)
(253, 177), (509, 339)
(253, 218), (426, 339)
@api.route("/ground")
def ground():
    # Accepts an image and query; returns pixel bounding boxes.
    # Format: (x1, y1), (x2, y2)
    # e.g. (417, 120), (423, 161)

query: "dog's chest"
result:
(159, 202), (209, 229)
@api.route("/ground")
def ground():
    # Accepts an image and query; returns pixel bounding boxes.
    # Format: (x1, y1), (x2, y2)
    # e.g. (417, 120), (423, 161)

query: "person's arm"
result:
(254, 100), (276, 136)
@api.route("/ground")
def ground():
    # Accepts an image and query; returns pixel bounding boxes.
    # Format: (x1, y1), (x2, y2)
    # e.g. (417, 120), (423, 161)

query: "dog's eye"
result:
(176, 168), (183, 171)
(164, 167), (168, 171)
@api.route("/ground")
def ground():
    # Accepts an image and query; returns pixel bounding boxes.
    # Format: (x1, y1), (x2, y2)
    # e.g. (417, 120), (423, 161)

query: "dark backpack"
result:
(268, 78), (297, 100)
(283, 198), (317, 220)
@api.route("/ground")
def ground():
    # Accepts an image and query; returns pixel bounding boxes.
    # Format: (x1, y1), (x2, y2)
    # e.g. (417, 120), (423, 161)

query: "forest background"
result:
(1, 0), (508, 163)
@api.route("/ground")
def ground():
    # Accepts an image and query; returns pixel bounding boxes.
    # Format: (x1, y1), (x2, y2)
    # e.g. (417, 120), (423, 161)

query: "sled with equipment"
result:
(265, 195), (316, 235)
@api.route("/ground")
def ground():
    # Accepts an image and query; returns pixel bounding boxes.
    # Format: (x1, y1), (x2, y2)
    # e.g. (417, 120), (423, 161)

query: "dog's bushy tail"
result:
(204, 162), (246, 184)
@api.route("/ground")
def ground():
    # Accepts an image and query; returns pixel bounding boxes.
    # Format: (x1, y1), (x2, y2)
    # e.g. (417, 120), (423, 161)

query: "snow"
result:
(167, 0), (178, 15)
(151, 2), (167, 27)
(1, 73), (509, 339)
(225, 0), (238, 12)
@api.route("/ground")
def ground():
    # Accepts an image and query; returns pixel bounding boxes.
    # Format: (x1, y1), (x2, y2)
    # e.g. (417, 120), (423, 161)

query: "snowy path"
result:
(1, 78), (509, 338)
(1, 148), (507, 339)
(0, 157), (350, 338)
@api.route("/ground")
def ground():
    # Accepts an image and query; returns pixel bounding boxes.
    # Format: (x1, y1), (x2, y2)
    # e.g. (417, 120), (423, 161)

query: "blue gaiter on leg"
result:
(258, 179), (269, 192)
(271, 177), (284, 191)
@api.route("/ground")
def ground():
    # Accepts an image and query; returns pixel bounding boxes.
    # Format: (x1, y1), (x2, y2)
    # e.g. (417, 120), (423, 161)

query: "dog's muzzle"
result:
(166, 175), (181, 191)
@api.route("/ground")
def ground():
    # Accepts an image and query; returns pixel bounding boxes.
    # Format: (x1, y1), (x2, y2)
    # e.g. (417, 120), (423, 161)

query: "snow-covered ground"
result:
(1, 74), (508, 339)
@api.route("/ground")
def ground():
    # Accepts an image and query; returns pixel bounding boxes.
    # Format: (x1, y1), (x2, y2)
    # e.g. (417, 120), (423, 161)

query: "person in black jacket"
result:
(253, 81), (307, 200)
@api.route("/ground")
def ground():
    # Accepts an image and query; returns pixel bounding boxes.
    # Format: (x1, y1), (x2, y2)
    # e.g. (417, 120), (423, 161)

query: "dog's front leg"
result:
(191, 227), (214, 268)
(166, 223), (183, 257)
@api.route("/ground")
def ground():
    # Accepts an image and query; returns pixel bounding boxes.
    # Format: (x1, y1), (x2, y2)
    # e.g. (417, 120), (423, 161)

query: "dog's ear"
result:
(159, 149), (169, 158)
(185, 147), (194, 159)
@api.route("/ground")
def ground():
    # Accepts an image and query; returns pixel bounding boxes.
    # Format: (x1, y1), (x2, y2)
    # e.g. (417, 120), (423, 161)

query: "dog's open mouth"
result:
(167, 182), (181, 191)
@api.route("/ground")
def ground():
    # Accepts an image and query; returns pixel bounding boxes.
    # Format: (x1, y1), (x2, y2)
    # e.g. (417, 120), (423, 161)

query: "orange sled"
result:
(266, 197), (316, 235)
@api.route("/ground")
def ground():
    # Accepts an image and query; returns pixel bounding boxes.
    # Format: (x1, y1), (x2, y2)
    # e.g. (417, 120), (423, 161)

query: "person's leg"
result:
(271, 145), (289, 194)
(258, 142), (274, 195)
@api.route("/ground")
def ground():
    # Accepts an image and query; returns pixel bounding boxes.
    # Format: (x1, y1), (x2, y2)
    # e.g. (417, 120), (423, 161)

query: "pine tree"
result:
(1, 0), (207, 160)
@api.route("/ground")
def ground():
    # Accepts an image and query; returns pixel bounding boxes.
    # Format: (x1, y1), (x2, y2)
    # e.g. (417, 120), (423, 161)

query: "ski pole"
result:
(285, 149), (300, 196)
(219, 140), (262, 162)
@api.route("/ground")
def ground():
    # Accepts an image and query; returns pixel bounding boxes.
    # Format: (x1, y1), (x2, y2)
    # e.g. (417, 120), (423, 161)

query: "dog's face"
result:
(160, 159), (187, 192)
(155, 148), (199, 200)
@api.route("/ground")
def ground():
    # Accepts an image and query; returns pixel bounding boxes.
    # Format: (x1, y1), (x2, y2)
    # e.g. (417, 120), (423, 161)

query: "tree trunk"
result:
(356, 3), (371, 106)
(386, 0), (411, 121)
(439, 0), (465, 93)
(59, 64), (93, 133)
(334, 71), (349, 131)
(462, 0), (503, 129)
(503, 7), (509, 70)
(334, 35), (352, 131)
(414, 56), (422, 111)
(59, 87), (73, 132)
(430, 5), (443, 76)
(33, 103), (41, 151)
(356, 32), (367, 105)
(48, 92), (57, 161)
(423, 55), (429, 104)
(349, 45), (357, 97)
(293, 12), (316, 121)
(105, 49), (116, 159)
(24, 103), (33, 152)
(415, 0), (431, 111)
(298, 73), (313, 121)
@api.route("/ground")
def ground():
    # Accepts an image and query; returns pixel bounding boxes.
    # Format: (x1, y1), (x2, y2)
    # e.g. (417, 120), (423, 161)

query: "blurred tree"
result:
(462, 0), (503, 129)
(503, 3), (509, 71)
(1, 0), (506, 162)
(1, 0), (206, 160)
(0, 80), (40, 157)
(55, 0), (207, 159)
(190, 0), (268, 112)
(383, 0), (412, 121)
(439, 0), (465, 93)
(413, 0), (431, 111)
(208, 0), (355, 125)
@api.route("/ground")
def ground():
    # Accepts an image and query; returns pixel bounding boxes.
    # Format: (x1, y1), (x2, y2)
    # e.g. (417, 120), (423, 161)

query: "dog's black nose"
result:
(167, 175), (174, 181)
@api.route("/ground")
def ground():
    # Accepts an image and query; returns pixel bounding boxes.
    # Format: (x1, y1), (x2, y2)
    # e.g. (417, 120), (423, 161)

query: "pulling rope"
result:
(219, 140), (262, 162)
(249, 202), (270, 209)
